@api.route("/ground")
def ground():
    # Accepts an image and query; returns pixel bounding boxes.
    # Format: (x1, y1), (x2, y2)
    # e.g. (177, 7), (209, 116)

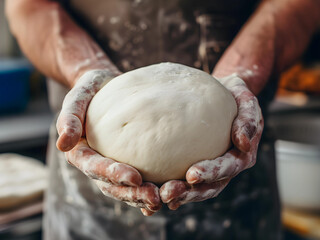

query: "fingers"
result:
(218, 75), (263, 153)
(66, 138), (142, 187)
(141, 208), (156, 216)
(56, 70), (114, 152)
(95, 180), (162, 212)
(56, 87), (95, 151)
(231, 91), (263, 152)
(186, 120), (262, 185)
(186, 150), (251, 184)
(159, 180), (189, 209)
(66, 136), (161, 215)
(160, 179), (230, 210)
(56, 113), (83, 151)
(158, 76), (264, 211)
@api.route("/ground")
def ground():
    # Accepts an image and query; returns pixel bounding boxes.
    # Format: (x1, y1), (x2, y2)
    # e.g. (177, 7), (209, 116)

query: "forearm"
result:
(213, 0), (320, 95)
(5, 0), (119, 88)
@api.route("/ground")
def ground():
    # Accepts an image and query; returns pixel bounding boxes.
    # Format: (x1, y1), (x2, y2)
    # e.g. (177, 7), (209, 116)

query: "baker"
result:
(6, 0), (320, 239)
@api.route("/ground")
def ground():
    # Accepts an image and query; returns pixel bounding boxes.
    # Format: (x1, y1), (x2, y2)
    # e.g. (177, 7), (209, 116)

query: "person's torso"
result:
(49, 0), (260, 112)
(45, 2), (281, 239)
(61, 0), (259, 73)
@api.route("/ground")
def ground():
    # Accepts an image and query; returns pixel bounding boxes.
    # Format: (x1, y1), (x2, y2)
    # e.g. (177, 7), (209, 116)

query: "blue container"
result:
(0, 58), (33, 113)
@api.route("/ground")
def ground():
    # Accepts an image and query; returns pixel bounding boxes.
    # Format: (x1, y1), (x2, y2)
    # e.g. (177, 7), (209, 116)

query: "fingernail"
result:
(141, 209), (148, 216)
(141, 208), (154, 216)
(147, 204), (161, 212)
(56, 135), (74, 152)
(186, 169), (201, 184)
(168, 202), (180, 210)
(56, 136), (65, 151)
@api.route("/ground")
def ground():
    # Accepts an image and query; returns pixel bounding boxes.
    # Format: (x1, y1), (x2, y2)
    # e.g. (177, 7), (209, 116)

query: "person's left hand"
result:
(160, 74), (264, 210)
(56, 69), (162, 216)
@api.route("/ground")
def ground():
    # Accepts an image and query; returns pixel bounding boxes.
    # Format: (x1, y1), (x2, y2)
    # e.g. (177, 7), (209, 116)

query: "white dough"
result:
(0, 154), (47, 210)
(86, 63), (237, 184)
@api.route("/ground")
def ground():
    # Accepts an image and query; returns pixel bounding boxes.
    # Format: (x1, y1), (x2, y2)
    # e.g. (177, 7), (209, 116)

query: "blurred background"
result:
(0, 0), (320, 239)
(0, 0), (52, 239)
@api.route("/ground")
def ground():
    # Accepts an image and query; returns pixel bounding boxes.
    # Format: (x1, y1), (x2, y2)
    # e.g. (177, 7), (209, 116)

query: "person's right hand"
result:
(56, 69), (162, 216)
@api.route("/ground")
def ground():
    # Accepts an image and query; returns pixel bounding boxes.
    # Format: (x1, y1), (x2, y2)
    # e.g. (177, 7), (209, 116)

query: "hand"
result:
(160, 74), (264, 210)
(56, 69), (117, 152)
(56, 70), (162, 216)
(66, 138), (161, 216)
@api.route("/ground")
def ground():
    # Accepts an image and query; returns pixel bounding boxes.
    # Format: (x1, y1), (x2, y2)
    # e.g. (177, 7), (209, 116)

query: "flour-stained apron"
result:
(44, 1), (281, 239)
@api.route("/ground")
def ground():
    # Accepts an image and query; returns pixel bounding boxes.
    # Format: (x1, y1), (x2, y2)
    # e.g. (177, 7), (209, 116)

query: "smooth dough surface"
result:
(86, 63), (237, 184)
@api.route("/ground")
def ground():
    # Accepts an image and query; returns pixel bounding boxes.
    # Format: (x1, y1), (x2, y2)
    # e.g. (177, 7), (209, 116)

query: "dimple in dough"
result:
(86, 62), (237, 184)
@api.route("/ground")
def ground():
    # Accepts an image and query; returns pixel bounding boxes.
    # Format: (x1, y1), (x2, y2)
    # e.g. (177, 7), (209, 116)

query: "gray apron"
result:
(44, 1), (281, 239)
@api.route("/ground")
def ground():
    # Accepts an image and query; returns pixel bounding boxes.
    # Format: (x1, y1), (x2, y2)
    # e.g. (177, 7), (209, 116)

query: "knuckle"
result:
(64, 152), (73, 165)
(66, 158), (73, 166)
(248, 157), (257, 168)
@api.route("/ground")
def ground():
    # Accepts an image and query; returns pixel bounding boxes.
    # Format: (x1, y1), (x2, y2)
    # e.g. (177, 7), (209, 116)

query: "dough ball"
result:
(86, 63), (237, 184)
(0, 153), (47, 210)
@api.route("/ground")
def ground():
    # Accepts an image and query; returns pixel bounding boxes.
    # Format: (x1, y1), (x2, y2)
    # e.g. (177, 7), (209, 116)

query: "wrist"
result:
(216, 73), (252, 95)
(69, 60), (121, 87)
(73, 69), (119, 89)
(214, 62), (271, 96)
(213, 1), (276, 96)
